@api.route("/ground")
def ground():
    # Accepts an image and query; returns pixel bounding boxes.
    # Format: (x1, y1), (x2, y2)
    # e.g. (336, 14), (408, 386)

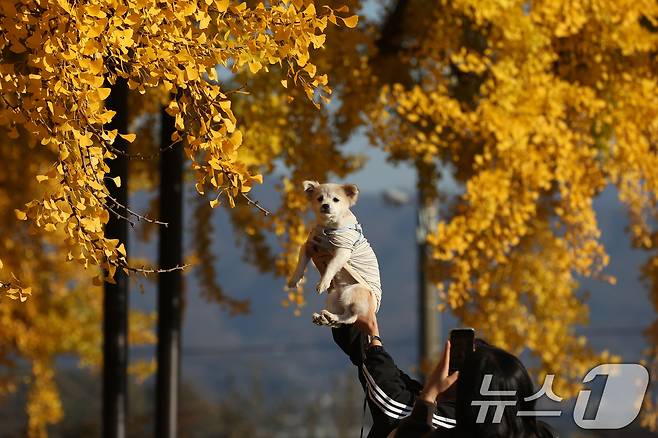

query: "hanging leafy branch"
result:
(0, 0), (358, 298)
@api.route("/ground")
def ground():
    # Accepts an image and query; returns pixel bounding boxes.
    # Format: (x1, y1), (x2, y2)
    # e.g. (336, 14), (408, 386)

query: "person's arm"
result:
(419, 341), (458, 402)
(355, 309), (422, 421)
(330, 298), (384, 366)
(362, 345), (419, 412)
(391, 399), (439, 438)
(395, 341), (459, 437)
(334, 309), (457, 433)
(358, 315), (457, 431)
(331, 323), (365, 366)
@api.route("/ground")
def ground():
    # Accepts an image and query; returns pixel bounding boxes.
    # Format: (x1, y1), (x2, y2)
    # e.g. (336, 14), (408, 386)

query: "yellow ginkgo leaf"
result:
(216, 0), (228, 12)
(119, 133), (136, 143)
(97, 87), (111, 100)
(340, 15), (358, 28)
(249, 61), (262, 74)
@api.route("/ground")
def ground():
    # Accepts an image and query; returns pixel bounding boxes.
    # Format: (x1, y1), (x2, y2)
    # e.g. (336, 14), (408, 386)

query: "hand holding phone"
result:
(420, 340), (460, 403)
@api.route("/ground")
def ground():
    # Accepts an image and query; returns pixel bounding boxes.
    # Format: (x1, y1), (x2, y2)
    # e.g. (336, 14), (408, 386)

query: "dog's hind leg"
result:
(318, 308), (356, 327)
(321, 285), (375, 326)
(322, 308), (358, 326)
(314, 289), (347, 327)
(314, 284), (374, 327)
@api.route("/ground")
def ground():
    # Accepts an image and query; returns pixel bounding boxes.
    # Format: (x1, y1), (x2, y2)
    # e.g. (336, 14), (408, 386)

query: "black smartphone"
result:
(449, 328), (475, 374)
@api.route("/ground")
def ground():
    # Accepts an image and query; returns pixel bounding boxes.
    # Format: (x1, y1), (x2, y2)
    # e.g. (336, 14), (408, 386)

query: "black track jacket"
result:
(332, 325), (457, 438)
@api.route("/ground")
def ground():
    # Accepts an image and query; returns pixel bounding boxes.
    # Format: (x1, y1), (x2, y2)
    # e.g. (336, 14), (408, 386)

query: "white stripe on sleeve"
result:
(361, 364), (457, 429)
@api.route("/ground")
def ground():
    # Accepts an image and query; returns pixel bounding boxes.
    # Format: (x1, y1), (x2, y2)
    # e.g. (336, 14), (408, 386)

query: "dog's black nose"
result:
(321, 203), (330, 212)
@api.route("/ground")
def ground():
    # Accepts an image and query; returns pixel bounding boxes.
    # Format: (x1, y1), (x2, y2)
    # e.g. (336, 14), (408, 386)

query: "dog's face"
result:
(303, 181), (359, 223)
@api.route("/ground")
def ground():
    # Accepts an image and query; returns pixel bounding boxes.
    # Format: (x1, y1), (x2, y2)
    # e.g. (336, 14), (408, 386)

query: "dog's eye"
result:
(333, 197), (339, 203)
(317, 196), (323, 202)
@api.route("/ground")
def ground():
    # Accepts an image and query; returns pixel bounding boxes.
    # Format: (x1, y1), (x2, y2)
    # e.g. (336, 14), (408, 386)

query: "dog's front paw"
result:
(312, 312), (329, 326)
(287, 276), (303, 289)
(316, 278), (331, 294)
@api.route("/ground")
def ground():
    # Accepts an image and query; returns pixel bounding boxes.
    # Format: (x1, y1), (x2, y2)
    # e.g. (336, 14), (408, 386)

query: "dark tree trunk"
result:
(155, 104), (183, 438)
(103, 76), (129, 438)
(416, 163), (440, 374)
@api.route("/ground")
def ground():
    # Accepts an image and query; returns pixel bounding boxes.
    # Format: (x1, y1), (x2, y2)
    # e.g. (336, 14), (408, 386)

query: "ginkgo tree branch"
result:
(241, 193), (271, 216)
(104, 137), (182, 161)
(105, 193), (169, 227)
(126, 263), (191, 275)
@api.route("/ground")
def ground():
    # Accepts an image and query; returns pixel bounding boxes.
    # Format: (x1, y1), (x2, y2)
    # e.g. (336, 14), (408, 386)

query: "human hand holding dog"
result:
(420, 341), (459, 403)
(354, 306), (378, 335)
(354, 306), (382, 347)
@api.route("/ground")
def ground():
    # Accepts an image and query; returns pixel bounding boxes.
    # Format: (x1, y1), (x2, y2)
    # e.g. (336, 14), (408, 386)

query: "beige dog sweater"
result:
(310, 222), (382, 312)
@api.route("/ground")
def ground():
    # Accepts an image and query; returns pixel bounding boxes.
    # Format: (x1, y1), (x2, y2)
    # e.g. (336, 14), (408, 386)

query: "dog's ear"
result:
(343, 184), (359, 205)
(302, 180), (319, 198)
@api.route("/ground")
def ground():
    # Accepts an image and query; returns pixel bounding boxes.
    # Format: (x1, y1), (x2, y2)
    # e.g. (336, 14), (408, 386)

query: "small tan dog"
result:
(287, 181), (382, 327)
